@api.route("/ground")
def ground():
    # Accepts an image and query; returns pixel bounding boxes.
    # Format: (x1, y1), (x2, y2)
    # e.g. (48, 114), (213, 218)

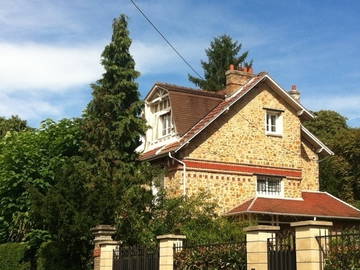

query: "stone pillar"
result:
(291, 220), (333, 270)
(156, 234), (186, 270)
(91, 225), (119, 270)
(244, 225), (280, 270)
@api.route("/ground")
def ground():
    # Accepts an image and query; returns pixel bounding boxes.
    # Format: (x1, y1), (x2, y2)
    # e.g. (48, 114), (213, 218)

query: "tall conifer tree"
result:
(189, 35), (252, 91)
(81, 15), (154, 228)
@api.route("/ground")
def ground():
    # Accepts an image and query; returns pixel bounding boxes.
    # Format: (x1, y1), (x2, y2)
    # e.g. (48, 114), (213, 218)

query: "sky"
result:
(0, 0), (359, 127)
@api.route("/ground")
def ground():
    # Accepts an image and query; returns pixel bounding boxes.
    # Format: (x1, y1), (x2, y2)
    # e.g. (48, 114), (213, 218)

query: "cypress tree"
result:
(81, 14), (153, 227)
(189, 34), (252, 91)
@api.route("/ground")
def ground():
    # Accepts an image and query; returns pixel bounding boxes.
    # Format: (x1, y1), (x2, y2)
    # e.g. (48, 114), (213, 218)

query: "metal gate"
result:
(267, 230), (297, 270)
(113, 245), (159, 270)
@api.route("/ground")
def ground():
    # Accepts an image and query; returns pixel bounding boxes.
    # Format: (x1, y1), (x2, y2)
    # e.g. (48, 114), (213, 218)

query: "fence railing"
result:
(267, 230), (297, 270)
(113, 245), (159, 270)
(173, 240), (247, 270)
(316, 228), (360, 270)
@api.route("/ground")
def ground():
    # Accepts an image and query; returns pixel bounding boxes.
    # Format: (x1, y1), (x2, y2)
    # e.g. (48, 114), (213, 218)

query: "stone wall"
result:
(162, 82), (320, 213)
(164, 169), (256, 213)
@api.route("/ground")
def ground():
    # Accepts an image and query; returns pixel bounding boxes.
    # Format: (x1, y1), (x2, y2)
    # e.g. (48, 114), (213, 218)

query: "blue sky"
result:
(0, 0), (359, 127)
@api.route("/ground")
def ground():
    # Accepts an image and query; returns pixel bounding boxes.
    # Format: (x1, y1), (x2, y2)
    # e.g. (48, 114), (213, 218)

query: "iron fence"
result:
(113, 245), (159, 270)
(316, 228), (360, 270)
(267, 230), (297, 270)
(173, 239), (247, 270)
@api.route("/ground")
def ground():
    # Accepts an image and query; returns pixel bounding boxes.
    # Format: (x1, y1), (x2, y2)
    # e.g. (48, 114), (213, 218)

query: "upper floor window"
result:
(257, 175), (283, 197)
(150, 89), (174, 139)
(265, 110), (283, 136)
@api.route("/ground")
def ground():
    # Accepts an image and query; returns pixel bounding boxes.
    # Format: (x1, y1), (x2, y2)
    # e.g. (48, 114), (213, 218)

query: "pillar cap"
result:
(91, 225), (116, 235)
(244, 225), (280, 232)
(156, 234), (186, 240)
(290, 220), (333, 227)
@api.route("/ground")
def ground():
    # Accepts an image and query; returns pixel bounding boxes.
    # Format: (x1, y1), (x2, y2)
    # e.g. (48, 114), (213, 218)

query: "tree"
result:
(188, 35), (252, 91)
(0, 115), (29, 137)
(30, 15), (159, 268)
(0, 119), (81, 243)
(304, 110), (360, 206)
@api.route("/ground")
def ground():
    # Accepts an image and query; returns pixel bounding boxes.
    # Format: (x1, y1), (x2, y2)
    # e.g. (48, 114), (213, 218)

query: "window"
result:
(266, 110), (283, 135)
(160, 112), (172, 136)
(150, 89), (173, 140)
(257, 175), (283, 197)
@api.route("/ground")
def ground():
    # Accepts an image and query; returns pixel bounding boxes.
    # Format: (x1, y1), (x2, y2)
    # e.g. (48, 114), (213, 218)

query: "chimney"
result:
(225, 65), (255, 95)
(288, 85), (301, 102)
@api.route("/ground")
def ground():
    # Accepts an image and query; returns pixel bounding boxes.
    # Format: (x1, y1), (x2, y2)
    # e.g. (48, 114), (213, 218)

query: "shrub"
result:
(174, 241), (246, 270)
(0, 242), (30, 270)
(36, 241), (83, 270)
(324, 232), (360, 270)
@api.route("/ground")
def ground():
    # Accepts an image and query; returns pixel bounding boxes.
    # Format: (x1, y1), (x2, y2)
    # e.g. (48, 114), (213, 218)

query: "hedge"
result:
(0, 242), (30, 270)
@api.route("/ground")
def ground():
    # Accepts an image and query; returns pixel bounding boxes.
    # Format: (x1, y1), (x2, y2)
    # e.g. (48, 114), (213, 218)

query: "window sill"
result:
(265, 132), (283, 138)
(256, 194), (284, 199)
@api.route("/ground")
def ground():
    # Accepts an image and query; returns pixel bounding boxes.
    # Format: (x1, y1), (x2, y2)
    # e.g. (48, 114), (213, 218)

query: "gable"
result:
(140, 73), (333, 160)
(182, 81), (304, 169)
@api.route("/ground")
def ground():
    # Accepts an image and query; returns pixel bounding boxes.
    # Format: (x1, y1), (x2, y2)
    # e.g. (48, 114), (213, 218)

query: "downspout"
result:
(168, 152), (187, 196)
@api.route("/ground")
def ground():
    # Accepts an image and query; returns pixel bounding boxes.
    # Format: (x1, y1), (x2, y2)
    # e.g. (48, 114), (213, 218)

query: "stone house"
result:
(139, 65), (360, 227)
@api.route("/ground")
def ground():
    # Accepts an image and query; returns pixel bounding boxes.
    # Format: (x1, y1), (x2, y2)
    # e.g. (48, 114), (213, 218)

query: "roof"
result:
(226, 191), (360, 220)
(140, 73), (332, 160)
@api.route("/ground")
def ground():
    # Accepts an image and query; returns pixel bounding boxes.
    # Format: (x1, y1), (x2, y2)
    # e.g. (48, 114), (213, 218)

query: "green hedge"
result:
(0, 242), (30, 270)
(174, 241), (247, 270)
(36, 241), (81, 270)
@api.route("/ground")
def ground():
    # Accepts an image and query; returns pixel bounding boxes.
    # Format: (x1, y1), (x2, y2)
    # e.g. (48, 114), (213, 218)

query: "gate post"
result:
(157, 234), (186, 270)
(291, 220), (333, 270)
(91, 225), (119, 270)
(244, 225), (280, 270)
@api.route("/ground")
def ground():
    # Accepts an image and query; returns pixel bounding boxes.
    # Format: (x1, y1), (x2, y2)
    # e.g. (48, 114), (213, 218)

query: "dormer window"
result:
(265, 109), (283, 136)
(150, 89), (174, 140)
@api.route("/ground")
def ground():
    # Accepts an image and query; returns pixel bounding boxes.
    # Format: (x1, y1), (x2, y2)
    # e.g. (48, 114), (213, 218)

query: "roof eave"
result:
(263, 75), (315, 120)
(224, 210), (360, 220)
(301, 125), (334, 156)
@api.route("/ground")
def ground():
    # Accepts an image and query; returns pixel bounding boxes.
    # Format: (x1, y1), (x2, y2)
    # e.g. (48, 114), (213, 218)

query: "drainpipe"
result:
(168, 152), (187, 196)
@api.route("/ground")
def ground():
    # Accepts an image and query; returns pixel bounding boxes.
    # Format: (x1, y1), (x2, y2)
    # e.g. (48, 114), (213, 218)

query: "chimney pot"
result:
(225, 65), (256, 96)
(289, 84), (301, 102)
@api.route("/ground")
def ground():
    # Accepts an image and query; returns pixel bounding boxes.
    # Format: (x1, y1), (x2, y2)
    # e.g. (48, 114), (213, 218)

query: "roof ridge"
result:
(155, 82), (225, 98)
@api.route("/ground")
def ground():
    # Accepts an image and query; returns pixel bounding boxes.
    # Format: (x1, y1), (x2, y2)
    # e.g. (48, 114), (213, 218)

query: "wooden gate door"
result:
(267, 230), (297, 270)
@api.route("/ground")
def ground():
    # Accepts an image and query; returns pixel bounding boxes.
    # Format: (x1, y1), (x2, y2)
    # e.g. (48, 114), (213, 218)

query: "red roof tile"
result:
(226, 191), (360, 220)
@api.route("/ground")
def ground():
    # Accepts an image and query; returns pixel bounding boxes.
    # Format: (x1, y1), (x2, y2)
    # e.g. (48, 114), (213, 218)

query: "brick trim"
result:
(181, 159), (302, 178)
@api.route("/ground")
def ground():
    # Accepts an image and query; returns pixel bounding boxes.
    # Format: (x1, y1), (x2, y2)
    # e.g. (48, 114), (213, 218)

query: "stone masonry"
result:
(164, 82), (319, 213)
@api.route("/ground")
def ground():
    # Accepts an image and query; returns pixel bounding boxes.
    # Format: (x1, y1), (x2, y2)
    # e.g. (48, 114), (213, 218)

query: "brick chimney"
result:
(288, 85), (301, 102)
(225, 65), (256, 95)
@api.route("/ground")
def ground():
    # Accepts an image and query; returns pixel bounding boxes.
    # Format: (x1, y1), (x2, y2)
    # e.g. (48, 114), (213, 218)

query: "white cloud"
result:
(0, 92), (62, 121)
(0, 42), (104, 91)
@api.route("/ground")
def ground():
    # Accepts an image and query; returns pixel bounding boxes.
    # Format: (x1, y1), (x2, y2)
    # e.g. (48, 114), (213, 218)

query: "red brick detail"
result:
(93, 248), (101, 257)
(183, 160), (302, 178)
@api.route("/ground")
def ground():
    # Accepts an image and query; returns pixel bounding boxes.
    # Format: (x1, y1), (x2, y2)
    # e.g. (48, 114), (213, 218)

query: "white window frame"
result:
(256, 175), (284, 198)
(265, 110), (283, 136)
(150, 89), (174, 140)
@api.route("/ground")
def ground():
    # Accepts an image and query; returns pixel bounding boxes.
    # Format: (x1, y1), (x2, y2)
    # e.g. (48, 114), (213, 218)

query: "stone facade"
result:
(163, 82), (319, 213)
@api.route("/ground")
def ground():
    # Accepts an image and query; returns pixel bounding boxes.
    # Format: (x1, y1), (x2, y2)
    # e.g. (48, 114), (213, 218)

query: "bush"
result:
(0, 242), (30, 270)
(324, 236), (360, 270)
(36, 241), (83, 270)
(174, 241), (246, 270)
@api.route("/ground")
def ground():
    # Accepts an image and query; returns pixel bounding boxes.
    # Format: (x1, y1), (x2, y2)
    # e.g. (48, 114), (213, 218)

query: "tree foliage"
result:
(28, 14), (158, 269)
(0, 119), (81, 243)
(0, 115), (29, 138)
(188, 35), (252, 91)
(305, 110), (360, 206)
